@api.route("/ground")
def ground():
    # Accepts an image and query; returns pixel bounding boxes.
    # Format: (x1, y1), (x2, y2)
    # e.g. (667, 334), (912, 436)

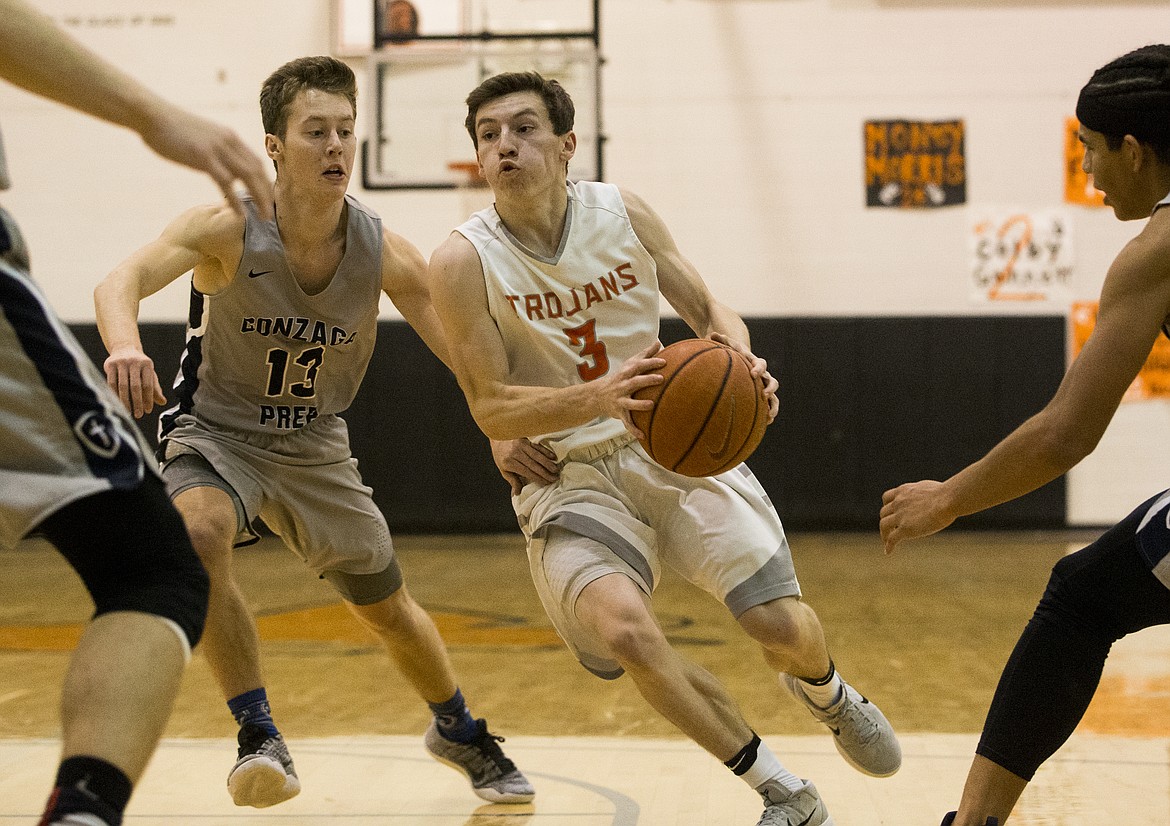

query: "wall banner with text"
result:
(1064, 118), (1106, 208)
(1072, 302), (1170, 401)
(864, 119), (966, 208)
(969, 209), (1073, 303)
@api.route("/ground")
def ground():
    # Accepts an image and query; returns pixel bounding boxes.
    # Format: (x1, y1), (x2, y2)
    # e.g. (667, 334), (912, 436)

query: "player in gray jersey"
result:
(429, 71), (900, 826)
(95, 56), (536, 809)
(0, 2), (274, 824)
(882, 45), (1170, 826)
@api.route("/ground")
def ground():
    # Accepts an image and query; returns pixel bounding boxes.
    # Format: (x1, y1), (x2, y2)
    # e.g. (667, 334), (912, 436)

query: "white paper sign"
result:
(969, 209), (1074, 303)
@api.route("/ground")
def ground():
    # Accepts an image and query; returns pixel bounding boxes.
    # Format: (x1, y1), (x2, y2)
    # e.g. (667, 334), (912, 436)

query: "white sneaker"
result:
(756, 781), (835, 826)
(782, 674), (901, 777)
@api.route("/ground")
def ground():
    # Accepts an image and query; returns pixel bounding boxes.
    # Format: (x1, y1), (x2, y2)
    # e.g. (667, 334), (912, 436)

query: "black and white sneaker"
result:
(424, 718), (535, 803)
(227, 723), (301, 808)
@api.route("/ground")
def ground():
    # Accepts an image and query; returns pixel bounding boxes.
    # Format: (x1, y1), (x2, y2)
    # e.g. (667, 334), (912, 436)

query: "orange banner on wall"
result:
(1065, 118), (1106, 208)
(1071, 301), (1170, 400)
(865, 119), (966, 208)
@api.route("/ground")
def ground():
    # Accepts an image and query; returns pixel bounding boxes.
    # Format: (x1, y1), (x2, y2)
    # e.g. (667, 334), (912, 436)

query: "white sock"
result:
(731, 736), (806, 795)
(790, 662), (844, 709)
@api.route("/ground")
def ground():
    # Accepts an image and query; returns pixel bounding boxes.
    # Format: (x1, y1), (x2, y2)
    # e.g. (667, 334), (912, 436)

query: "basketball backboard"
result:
(363, 40), (601, 190)
(335, 0), (597, 53)
(338, 0), (602, 190)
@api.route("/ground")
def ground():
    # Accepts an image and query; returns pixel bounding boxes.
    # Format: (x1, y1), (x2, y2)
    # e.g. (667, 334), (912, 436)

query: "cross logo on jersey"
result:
(73, 411), (122, 459)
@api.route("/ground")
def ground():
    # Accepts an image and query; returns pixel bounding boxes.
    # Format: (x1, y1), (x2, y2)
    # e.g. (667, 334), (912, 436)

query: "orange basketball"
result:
(630, 338), (769, 477)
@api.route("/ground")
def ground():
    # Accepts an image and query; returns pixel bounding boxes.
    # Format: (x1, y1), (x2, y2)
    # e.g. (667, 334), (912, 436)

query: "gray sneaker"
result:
(782, 674), (901, 777)
(227, 723), (301, 808)
(424, 719), (535, 803)
(757, 781), (835, 826)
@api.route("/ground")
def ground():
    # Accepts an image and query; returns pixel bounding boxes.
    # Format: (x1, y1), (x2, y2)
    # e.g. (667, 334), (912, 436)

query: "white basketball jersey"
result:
(456, 181), (660, 457)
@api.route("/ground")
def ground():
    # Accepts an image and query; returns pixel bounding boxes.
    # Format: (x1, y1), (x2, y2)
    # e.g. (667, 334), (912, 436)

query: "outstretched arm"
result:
(880, 212), (1170, 553)
(381, 228), (454, 370)
(382, 229), (559, 488)
(0, 0), (272, 217)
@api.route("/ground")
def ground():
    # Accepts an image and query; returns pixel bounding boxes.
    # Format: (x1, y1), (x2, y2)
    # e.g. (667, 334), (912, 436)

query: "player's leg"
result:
(946, 495), (1170, 826)
(172, 484), (260, 700)
(165, 454), (298, 808)
(737, 596), (900, 778)
(346, 587), (459, 701)
(539, 526), (831, 826)
(577, 571), (754, 753)
(38, 475), (208, 826)
(336, 567), (534, 804)
(738, 594), (830, 677)
(259, 443), (534, 804)
(648, 457), (900, 780)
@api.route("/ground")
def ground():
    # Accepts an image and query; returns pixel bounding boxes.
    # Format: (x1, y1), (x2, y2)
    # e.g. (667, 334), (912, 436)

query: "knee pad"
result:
(322, 557), (404, 606)
(1035, 550), (1113, 643)
(39, 476), (210, 651)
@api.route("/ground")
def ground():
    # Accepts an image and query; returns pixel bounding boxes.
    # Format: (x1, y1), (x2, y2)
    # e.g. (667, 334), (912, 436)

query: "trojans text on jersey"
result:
(503, 262), (639, 321)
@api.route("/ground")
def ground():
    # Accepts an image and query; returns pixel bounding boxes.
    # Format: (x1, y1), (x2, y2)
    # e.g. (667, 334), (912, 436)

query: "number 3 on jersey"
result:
(564, 319), (609, 381)
(265, 346), (324, 397)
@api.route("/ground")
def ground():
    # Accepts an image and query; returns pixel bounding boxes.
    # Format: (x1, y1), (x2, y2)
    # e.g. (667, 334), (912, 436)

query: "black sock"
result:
(40, 756), (131, 826)
(724, 733), (762, 775)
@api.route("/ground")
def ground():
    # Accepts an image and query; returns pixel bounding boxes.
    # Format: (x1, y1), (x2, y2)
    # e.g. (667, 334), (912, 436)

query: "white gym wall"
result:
(1, 0), (1166, 524)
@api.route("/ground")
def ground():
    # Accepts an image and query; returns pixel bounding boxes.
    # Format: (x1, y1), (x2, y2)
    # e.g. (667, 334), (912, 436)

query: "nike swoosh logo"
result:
(796, 809), (820, 826)
(248, 269), (273, 278)
(708, 396), (735, 459)
(828, 694), (870, 736)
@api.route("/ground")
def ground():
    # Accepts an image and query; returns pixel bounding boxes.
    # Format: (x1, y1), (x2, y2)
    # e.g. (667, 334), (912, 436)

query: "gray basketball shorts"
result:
(518, 437), (801, 678)
(159, 414), (401, 605)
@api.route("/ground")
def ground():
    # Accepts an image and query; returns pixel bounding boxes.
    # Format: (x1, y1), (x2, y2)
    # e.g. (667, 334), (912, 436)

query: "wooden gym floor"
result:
(1, 530), (1168, 824)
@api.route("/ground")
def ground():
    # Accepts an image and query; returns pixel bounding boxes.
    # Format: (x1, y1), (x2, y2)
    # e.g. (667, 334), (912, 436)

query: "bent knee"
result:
(40, 477), (210, 649)
(180, 515), (238, 572)
(737, 596), (812, 648)
(592, 612), (669, 668)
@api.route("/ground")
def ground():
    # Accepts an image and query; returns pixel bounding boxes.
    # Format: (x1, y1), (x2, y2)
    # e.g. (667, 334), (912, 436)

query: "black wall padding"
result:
(69, 315), (1065, 534)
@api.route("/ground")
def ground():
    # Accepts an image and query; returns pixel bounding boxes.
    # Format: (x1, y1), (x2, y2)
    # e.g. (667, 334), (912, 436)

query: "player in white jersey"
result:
(0, 2), (274, 824)
(95, 56), (535, 809)
(429, 71), (901, 826)
(882, 45), (1170, 826)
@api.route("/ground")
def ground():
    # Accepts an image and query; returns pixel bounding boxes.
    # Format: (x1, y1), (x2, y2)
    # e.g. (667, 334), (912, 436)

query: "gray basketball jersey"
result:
(160, 195), (383, 437)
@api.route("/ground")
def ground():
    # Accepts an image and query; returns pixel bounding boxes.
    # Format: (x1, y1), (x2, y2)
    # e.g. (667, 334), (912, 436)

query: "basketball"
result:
(630, 338), (769, 477)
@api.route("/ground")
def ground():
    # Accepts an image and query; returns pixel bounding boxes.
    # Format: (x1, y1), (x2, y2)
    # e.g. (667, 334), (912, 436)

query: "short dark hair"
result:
(260, 56), (357, 139)
(1076, 44), (1170, 164)
(464, 71), (575, 148)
